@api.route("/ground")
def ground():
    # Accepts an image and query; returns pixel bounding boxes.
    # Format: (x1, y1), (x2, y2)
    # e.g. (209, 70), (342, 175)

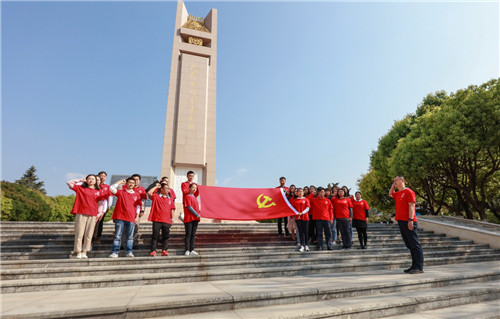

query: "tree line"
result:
(358, 78), (500, 222)
(2, 166), (95, 222)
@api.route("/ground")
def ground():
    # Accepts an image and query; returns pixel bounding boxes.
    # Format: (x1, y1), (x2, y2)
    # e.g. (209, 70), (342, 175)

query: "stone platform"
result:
(1, 221), (499, 318)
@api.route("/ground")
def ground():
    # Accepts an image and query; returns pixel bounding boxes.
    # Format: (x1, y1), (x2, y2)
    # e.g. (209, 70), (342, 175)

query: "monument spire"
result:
(161, 0), (217, 201)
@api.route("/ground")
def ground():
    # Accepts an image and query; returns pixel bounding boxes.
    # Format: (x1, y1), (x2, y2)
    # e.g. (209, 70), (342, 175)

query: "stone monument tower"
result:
(161, 0), (217, 202)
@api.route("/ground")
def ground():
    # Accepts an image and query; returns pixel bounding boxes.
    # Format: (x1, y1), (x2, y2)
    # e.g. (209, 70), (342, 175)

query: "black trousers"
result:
(353, 219), (368, 247)
(337, 218), (352, 248)
(315, 220), (332, 249)
(397, 220), (424, 270)
(151, 221), (171, 252)
(92, 216), (105, 242)
(184, 221), (199, 252)
(277, 217), (289, 235)
(296, 220), (309, 247)
(308, 215), (317, 242)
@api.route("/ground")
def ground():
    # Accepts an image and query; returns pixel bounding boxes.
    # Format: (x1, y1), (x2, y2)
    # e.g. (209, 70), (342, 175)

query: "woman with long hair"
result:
(352, 191), (370, 249)
(67, 175), (101, 259)
(184, 183), (201, 256)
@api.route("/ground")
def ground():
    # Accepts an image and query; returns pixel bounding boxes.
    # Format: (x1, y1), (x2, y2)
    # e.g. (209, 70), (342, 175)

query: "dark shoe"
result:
(362, 246), (367, 249)
(408, 269), (424, 274)
(357, 246), (363, 249)
(404, 267), (413, 273)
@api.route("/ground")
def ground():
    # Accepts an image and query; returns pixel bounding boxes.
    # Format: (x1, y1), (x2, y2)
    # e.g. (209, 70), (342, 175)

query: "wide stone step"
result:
(381, 299), (500, 319)
(0, 235), (450, 252)
(2, 254), (499, 293)
(2, 249), (498, 281)
(1, 243), (491, 269)
(1, 261), (497, 319)
(0, 234), (461, 248)
(169, 281), (500, 319)
(0, 240), (487, 261)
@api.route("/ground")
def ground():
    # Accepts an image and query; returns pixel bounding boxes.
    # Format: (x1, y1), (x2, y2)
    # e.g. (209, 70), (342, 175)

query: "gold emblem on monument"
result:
(182, 14), (210, 33)
(188, 37), (203, 46)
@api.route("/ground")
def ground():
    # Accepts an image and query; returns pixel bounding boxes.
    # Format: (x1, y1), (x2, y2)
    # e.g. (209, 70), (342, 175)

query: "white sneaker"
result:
(75, 252), (83, 259)
(299, 246), (305, 252)
(109, 253), (118, 258)
(190, 250), (199, 256)
(185, 250), (190, 256)
(126, 252), (134, 258)
(81, 253), (88, 259)
(332, 241), (337, 245)
(305, 246), (310, 252)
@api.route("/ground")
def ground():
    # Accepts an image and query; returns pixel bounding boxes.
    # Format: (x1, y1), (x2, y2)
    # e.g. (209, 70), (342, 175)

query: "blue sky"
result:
(2, 0), (499, 196)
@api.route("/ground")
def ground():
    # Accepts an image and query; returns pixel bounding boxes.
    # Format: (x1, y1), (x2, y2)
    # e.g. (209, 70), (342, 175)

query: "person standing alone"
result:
(389, 176), (424, 274)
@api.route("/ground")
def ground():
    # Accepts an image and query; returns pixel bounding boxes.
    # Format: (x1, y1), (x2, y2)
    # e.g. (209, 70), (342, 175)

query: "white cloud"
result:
(221, 167), (249, 186)
(65, 172), (85, 180)
(236, 168), (248, 174)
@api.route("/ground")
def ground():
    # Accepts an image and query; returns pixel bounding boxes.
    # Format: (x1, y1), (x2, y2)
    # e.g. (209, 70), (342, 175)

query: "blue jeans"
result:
(330, 219), (337, 242)
(112, 219), (135, 254)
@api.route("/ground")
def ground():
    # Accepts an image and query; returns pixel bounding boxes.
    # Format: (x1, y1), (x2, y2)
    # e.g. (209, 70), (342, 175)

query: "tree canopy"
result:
(359, 78), (500, 222)
(15, 165), (46, 195)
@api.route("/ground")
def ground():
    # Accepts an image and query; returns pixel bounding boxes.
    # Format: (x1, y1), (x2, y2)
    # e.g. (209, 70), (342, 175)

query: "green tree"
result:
(1, 181), (52, 221)
(1, 193), (14, 218)
(391, 79), (500, 220)
(44, 195), (76, 222)
(15, 165), (46, 194)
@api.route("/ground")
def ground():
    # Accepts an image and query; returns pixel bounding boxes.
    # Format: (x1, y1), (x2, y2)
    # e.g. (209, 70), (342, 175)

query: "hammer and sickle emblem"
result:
(257, 194), (276, 209)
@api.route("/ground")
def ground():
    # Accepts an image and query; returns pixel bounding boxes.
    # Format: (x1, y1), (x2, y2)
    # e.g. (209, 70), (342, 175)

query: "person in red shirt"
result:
(109, 178), (142, 258)
(184, 183), (201, 256)
(67, 175), (101, 259)
(146, 176), (176, 200)
(148, 182), (176, 257)
(293, 188), (311, 252)
(389, 176), (424, 274)
(311, 187), (334, 250)
(307, 185), (317, 245)
(275, 176), (290, 237)
(352, 191), (370, 249)
(92, 171), (113, 245)
(329, 186), (340, 246)
(182, 171), (199, 203)
(333, 188), (353, 250)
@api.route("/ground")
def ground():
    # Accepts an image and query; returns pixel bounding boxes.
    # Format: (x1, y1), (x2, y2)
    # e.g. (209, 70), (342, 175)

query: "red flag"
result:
(197, 185), (299, 221)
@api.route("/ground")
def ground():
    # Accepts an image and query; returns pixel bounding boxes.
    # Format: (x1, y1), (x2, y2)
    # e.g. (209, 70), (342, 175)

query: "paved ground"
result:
(2, 261), (499, 318)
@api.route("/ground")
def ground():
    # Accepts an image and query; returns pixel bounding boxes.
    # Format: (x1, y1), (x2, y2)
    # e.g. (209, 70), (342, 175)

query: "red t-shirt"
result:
(392, 188), (417, 221)
(111, 189), (142, 223)
(122, 184), (147, 200)
(169, 188), (176, 201)
(311, 197), (333, 221)
(353, 199), (370, 220)
(292, 197), (310, 221)
(98, 183), (111, 201)
(183, 193), (201, 223)
(182, 181), (199, 204)
(148, 193), (175, 224)
(70, 185), (100, 216)
(333, 197), (353, 219)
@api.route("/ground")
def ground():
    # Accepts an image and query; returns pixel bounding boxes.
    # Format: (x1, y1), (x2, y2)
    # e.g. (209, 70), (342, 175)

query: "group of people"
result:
(67, 170), (424, 275)
(277, 175), (424, 274)
(276, 177), (370, 252)
(67, 170), (202, 259)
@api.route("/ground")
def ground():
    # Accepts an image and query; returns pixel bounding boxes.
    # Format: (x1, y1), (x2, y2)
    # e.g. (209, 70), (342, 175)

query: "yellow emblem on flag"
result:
(256, 194), (276, 209)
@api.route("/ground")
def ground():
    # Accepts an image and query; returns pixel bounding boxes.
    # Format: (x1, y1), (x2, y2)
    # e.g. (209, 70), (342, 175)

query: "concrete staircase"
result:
(1, 221), (499, 318)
